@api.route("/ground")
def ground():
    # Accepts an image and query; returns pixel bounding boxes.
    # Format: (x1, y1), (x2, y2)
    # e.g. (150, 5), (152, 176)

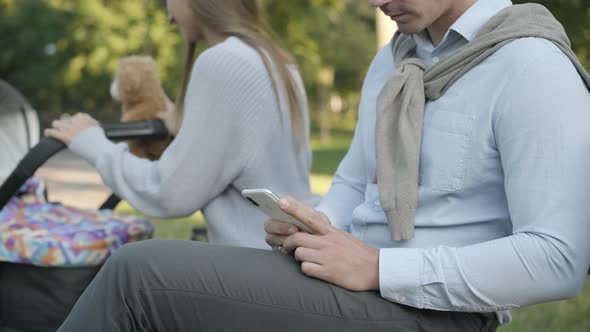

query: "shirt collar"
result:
(411, 0), (512, 48)
(451, 0), (512, 42)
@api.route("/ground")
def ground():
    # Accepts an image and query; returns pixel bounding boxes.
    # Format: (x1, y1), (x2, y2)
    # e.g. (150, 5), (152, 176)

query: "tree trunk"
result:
(317, 66), (334, 144)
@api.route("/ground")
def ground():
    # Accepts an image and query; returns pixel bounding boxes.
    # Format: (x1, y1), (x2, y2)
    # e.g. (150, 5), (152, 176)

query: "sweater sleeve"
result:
(70, 45), (270, 218)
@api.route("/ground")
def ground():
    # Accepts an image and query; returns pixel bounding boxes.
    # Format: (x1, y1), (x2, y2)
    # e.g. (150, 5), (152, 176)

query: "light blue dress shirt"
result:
(316, 0), (590, 324)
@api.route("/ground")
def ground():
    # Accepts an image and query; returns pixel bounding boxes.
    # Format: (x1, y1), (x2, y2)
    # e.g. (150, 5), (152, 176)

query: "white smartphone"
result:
(241, 188), (312, 233)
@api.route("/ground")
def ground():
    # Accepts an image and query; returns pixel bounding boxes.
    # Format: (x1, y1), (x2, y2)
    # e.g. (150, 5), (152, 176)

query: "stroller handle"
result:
(0, 138), (65, 209)
(0, 120), (170, 210)
(102, 119), (169, 140)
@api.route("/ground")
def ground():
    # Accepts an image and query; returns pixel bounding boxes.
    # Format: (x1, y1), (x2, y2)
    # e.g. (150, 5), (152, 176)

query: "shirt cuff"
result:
(379, 248), (424, 308)
(68, 126), (116, 165)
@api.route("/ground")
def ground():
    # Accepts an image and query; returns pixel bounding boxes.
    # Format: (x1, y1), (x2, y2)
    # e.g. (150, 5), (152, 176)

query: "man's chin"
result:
(394, 23), (422, 35)
(385, 12), (422, 33)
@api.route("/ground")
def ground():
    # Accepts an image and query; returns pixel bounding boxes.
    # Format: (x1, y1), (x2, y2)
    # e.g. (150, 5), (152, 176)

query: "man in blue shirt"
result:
(58, 1), (590, 331)
(268, 0), (590, 323)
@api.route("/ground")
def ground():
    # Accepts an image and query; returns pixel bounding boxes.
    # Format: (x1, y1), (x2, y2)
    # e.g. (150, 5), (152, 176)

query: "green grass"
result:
(116, 202), (205, 240)
(116, 134), (589, 330)
(500, 281), (590, 331)
(310, 134), (352, 176)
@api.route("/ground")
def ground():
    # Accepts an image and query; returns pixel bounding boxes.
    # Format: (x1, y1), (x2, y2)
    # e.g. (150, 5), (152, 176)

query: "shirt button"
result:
(432, 56), (440, 63)
(374, 200), (380, 207)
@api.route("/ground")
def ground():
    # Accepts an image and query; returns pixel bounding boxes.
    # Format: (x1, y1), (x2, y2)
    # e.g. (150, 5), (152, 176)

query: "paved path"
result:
(35, 150), (112, 209)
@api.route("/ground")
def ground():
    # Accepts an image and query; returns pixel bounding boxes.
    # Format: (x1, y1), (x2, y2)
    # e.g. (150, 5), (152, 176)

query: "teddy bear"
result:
(110, 55), (173, 160)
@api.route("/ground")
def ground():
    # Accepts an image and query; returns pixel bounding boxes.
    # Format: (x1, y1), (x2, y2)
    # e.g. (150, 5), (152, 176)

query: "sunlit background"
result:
(1, 0), (589, 330)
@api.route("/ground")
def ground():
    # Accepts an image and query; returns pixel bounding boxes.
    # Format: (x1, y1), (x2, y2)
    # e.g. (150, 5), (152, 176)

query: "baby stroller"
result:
(0, 79), (169, 332)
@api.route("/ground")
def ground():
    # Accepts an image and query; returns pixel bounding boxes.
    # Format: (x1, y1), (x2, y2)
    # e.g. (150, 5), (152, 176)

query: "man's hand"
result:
(44, 113), (99, 145)
(264, 218), (299, 252)
(264, 204), (329, 252)
(276, 197), (380, 292)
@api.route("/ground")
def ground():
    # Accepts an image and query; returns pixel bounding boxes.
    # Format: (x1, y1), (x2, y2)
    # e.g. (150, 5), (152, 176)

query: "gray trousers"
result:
(57, 239), (498, 332)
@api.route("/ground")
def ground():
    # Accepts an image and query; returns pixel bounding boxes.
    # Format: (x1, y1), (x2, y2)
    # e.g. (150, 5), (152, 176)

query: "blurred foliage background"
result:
(1, 1), (589, 331)
(0, 0), (375, 135)
(0, 0), (588, 138)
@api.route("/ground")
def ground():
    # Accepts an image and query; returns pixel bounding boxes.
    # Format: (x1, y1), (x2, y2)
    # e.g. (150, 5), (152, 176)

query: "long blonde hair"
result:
(176, 0), (305, 150)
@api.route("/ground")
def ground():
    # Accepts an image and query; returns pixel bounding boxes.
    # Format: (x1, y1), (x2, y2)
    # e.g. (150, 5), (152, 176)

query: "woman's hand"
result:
(156, 96), (181, 136)
(44, 113), (99, 145)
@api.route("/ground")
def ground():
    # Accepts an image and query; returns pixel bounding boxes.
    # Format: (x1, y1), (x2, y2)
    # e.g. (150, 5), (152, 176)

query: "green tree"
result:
(0, 0), (68, 116)
(265, 0), (376, 141)
(0, 0), (182, 123)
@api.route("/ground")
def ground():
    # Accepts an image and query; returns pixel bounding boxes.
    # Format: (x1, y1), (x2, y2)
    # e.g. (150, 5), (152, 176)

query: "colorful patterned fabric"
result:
(0, 177), (154, 267)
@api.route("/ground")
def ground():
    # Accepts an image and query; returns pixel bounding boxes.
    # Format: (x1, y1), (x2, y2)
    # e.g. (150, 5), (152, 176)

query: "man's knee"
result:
(109, 239), (164, 266)
(103, 239), (179, 281)
(105, 239), (210, 280)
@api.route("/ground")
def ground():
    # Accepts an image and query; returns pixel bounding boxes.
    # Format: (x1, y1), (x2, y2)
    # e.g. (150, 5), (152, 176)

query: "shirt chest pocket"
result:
(418, 110), (474, 191)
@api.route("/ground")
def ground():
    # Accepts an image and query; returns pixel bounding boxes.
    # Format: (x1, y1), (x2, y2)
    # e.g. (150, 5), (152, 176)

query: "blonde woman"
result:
(46, 0), (318, 249)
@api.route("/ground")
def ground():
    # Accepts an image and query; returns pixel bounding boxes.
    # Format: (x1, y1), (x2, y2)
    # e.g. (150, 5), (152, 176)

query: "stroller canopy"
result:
(0, 79), (40, 181)
(0, 79), (27, 112)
